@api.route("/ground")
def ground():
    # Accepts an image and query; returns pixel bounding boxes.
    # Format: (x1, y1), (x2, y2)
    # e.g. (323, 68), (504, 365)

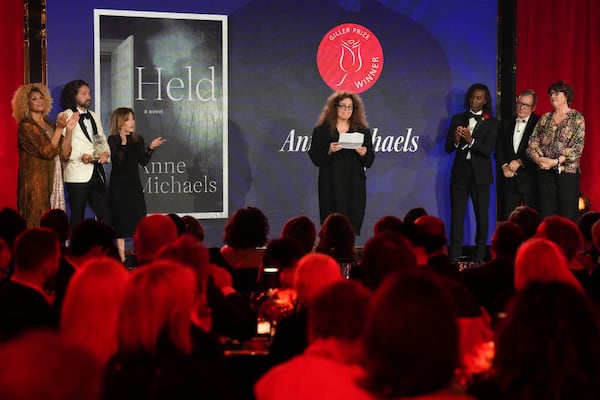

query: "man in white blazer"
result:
(60, 80), (112, 228)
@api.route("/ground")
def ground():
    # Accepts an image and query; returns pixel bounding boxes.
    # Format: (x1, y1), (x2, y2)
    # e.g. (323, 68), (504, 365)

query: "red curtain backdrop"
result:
(0, 1), (23, 208)
(516, 0), (600, 210)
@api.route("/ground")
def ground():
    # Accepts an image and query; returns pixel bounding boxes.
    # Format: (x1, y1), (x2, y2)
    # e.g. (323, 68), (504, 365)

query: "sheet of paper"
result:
(338, 132), (364, 149)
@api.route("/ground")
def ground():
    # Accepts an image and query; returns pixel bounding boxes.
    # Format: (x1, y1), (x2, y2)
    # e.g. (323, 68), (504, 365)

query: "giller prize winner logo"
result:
(317, 23), (384, 94)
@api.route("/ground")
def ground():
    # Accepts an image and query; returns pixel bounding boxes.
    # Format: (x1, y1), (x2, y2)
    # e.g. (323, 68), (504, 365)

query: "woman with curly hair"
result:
(308, 91), (375, 235)
(11, 83), (78, 227)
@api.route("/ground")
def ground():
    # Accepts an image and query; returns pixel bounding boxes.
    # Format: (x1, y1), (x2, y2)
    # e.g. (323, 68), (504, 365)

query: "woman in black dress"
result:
(308, 91), (375, 235)
(108, 108), (165, 261)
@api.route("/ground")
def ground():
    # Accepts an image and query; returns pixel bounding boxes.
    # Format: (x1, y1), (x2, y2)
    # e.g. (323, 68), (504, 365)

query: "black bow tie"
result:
(79, 113), (90, 120)
(468, 112), (483, 121)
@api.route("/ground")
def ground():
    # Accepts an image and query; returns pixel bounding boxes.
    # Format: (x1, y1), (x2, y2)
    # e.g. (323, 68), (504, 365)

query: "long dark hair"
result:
(60, 80), (89, 110)
(464, 83), (493, 115)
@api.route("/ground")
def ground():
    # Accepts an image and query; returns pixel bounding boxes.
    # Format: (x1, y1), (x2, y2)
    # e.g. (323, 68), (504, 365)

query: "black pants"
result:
(500, 187), (537, 221)
(449, 165), (490, 263)
(65, 167), (112, 228)
(538, 170), (580, 221)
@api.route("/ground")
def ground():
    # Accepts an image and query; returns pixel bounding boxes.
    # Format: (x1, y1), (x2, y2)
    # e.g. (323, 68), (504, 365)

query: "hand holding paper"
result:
(338, 132), (364, 149)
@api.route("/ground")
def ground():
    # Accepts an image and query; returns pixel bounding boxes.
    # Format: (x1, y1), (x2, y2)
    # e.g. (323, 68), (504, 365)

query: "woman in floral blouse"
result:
(527, 81), (584, 221)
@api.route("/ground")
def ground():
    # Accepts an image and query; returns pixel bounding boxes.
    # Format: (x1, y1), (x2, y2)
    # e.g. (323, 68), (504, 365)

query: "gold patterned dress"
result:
(17, 117), (65, 227)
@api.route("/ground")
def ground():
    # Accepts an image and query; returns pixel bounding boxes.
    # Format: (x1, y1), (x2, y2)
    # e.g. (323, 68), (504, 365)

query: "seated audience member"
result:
(67, 219), (120, 264)
(259, 237), (305, 292)
(535, 216), (592, 293)
(403, 206), (428, 224)
(514, 238), (582, 291)
(219, 206), (269, 268)
(0, 207), (28, 249)
(40, 208), (71, 275)
(576, 211), (600, 272)
(216, 207), (269, 297)
(104, 262), (233, 399)
(155, 236), (212, 331)
(181, 215), (205, 242)
(61, 257), (129, 365)
(133, 214), (178, 266)
(0, 228), (60, 342)
(359, 270), (470, 399)
(157, 234), (255, 340)
(167, 217), (255, 337)
(372, 215), (403, 235)
(255, 280), (373, 400)
(268, 253), (342, 366)
(508, 205), (541, 240)
(0, 330), (102, 400)
(281, 215), (316, 255)
(55, 219), (119, 315)
(40, 208), (70, 247)
(462, 222), (524, 319)
(315, 213), (356, 263)
(414, 215), (459, 280)
(536, 216), (584, 270)
(392, 217), (482, 322)
(40, 208), (71, 312)
(155, 236), (243, 398)
(358, 231), (418, 290)
(585, 219), (600, 306)
(0, 238), (10, 274)
(0, 207), (27, 276)
(166, 213), (186, 235)
(488, 282), (600, 399)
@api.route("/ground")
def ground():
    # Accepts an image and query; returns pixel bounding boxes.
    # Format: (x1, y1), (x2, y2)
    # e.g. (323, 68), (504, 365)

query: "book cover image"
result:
(95, 10), (228, 218)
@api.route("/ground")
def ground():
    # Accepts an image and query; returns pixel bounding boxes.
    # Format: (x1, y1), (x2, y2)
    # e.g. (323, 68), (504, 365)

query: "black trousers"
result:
(65, 167), (112, 228)
(449, 165), (490, 263)
(500, 187), (537, 221)
(537, 170), (580, 221)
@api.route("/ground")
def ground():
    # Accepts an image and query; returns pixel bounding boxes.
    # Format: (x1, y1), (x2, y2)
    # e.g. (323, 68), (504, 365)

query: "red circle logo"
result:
(317, 23), (384, 94)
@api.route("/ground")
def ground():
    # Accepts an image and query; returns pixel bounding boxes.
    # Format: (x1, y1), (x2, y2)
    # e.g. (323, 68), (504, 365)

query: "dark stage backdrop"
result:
(46, 0), (498, 246)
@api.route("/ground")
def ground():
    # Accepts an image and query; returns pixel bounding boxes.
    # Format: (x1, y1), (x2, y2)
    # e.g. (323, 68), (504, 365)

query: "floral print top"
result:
(527, 109), (585, 174)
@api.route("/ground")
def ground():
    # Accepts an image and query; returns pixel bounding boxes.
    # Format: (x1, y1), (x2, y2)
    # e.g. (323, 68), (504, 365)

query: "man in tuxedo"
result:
(496, 89), (541, 220)
(60, 80), (111, 228)
(445, 83), (499, 263)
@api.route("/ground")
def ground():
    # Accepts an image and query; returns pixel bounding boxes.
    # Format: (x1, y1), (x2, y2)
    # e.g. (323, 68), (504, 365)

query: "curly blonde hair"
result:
(11, 83), (53, 122)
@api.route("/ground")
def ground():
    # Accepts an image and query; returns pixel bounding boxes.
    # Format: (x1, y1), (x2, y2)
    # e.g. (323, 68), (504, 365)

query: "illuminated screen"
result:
(47, 0), (498, 246)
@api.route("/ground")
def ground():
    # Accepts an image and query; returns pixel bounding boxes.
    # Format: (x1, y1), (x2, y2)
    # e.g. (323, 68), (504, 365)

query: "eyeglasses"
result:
(337, 105), (353, 111)
(516, 101), (533, 109)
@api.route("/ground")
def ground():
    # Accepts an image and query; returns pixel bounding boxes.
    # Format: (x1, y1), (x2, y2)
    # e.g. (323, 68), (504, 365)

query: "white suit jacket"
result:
(62, 109), (111, 183)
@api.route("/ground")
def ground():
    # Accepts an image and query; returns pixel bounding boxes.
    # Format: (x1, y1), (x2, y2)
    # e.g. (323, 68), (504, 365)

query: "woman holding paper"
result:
(308, 91), (375, 235)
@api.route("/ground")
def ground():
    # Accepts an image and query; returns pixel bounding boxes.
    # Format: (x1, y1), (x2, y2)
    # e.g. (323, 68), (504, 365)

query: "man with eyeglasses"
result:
(496, 89), (540, 220)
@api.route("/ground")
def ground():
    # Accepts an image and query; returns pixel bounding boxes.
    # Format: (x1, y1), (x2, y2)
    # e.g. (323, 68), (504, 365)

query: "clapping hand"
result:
(458, 126), (472, 144)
